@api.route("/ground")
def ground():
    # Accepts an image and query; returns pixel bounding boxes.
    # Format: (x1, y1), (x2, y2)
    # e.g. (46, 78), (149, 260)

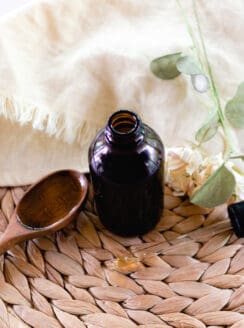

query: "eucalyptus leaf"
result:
(150, 52), (181, 80)
(176, 55), (202, 75)
(191, 74), (210, 93)
(225, 82), (244, 128)
(230, 154), (244, 161)
(190, 164), (236, 208)
(195, 111), (219, 144)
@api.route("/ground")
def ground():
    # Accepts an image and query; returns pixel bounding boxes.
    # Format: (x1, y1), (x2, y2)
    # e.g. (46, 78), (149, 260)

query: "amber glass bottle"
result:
(89, 110), (164, 236)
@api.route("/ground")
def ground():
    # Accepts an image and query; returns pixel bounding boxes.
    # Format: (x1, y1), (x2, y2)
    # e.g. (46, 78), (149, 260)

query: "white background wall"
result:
(0, 0), (31, 17)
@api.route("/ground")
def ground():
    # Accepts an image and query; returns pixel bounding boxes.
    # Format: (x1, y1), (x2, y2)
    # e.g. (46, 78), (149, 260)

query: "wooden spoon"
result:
(0, 170), (88, 255)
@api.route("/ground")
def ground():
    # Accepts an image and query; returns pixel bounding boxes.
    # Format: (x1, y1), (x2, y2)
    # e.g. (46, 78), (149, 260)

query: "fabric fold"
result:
(0, 0), (243, 186)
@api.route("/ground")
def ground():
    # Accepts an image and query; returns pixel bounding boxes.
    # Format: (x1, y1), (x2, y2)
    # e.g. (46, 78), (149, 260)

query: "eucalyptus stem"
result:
(192, 0), (234, 158)
(176, 0), (204, 70)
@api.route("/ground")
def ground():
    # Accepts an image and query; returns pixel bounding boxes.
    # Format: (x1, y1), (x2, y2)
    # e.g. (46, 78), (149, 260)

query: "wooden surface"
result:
(0, 183), (243, 328)
(0, 170), (87, 256)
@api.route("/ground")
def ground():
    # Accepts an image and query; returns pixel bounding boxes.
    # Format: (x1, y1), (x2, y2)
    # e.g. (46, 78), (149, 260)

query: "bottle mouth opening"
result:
(109, 110), (139, 135)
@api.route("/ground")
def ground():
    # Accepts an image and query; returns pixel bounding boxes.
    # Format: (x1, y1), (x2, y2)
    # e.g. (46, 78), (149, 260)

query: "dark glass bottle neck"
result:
(105, 110), (144, 146)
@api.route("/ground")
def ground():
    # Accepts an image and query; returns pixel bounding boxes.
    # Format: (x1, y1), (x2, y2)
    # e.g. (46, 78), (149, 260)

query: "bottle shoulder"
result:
(89, 125), (164, 156)
(89, 125), (164, 183)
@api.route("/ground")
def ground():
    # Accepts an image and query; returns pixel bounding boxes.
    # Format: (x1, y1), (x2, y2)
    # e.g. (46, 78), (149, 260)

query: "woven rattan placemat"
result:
(0, 183), (243, 328)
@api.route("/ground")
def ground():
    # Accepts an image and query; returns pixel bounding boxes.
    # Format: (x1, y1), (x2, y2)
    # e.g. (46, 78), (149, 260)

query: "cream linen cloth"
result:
(0, 0), (243, 186)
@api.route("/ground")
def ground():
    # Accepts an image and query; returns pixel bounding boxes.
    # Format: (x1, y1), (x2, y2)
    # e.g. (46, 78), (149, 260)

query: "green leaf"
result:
(195, 111), (219, 144)
(150, 52), (182, 80)
(176, 55), (202, 75)
(191, 74), (210, 93)
(225, 82), (244, 128)
(230, 154), (244, 161)
(190, 164), (236, 207)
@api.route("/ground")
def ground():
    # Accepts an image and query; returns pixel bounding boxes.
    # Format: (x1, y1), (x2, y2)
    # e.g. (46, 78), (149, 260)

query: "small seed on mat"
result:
(106, 256), (144, 274)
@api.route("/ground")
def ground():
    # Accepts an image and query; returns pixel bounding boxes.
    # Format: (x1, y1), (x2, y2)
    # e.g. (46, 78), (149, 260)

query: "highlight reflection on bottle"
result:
(89, 110), (164, 237)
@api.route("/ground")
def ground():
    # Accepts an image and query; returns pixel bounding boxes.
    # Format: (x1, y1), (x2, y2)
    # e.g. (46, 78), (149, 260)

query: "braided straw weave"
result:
(0, 183), (243, 328)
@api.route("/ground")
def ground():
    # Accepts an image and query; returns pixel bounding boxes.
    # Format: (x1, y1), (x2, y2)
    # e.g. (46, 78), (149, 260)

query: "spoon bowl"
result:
(0, 170), (88, 255)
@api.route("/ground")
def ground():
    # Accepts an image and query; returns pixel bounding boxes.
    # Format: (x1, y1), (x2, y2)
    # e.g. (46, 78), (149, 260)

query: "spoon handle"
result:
(0, 232), (17, 255)
(0, 215), (27, 255)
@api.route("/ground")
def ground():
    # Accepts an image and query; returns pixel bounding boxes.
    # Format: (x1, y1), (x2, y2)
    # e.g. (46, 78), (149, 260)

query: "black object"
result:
(89, 109), (164, 237)
(228, 201), (244, 237)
